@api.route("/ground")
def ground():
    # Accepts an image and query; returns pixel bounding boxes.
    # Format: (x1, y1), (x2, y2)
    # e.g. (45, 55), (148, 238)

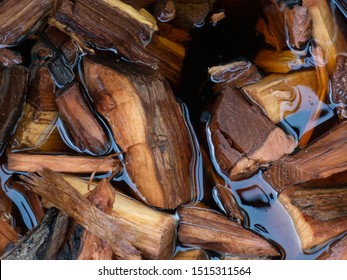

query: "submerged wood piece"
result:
(60, 175), (177, 260)
(0, 66), (28, 154)
(254, 49), (305, 73)
(0, 220), (18, 256)
(331, 55), (347, 120)
(77, 179), (114, 260)
(208, 60), (262, 89)
(44, 26), (78, 65)
(242, 70), (319, 124)
(0, 49), (22, 67)
(303, 0), (347, 73)
(210, 87), (296, 180)
(52, 0), (184, 84)
(0, 187), (12, 224)
(156, 22), (191, 45)
(279, 185), (347, 251)
(1, 208), (68, 260)
(7, 153), (120, 174)
(213, 185), (243, 224)
(256, 2), (287, 51)
(264, 122), (347, 192)
(56, 83), (110, 155)
(20, 169), (140, 260)
(317, 234), (347, 260)
(284, 5), (312, 49)
(173, 249), (209, 260)
(178, 207), (280, 257)
(154, 0), (176, 22)
(83, 56), (194, 209)
(174, 0), (212, 29)
(0, 0), (52, 46)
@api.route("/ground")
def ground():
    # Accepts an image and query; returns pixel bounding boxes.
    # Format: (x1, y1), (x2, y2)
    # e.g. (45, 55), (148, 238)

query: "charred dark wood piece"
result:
(331, 55), (347, 120)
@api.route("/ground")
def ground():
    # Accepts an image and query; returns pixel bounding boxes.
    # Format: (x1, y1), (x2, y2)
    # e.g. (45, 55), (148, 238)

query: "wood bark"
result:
(1, 208), (68, 260)
(209, 87), (296, 180)
(178, 206), (280, 258)
(0, 0), (52, 46)
(264, 122), (347, 192)
(83, 56), (194, 209)
(331, 55), (347, 120)
(7, 153), (121, 174)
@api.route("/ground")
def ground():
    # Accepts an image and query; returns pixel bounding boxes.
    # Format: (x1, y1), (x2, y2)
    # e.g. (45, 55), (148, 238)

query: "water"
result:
(0, 0), (346, 260)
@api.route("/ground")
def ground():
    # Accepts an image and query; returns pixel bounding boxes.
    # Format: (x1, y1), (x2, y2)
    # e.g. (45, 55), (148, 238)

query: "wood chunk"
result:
(173, 249), (209, 260)
(256, 2), (287, 51)
(284, 5), (312, 49)
(174, 0), (212, 29)
(178, 207), (280, 257)
(208, 60), (262, 89)
(0, 49), (22, 67)
(83, 56), (194, 209)
(279, 185), (347, 251)
(7, 153), (120, 174)
(77, 179), (114, 260)
(59, 175), (177, 260)
(20, 169), (141, 260)
(317, 234), (347, 260)
(44, 26), (78, 65)
(0, 0), (52, 46)
(1, 208), (69, 260)
(331, 55), (347, 120)
(156, 22), (191, 45)
(0, 187), (12, 224)
(242, 70), (321, 123)
(303, 0), (347, 73)
(213, 185), (243, 224)
(264, 122), (347, 192)
(154, 0), (176, 22)
(52, 0), (185, 85)
(56, 83), (110, 155)
(210, 87), (296, 180)
(254, 49), (305, 73)
(0, 65), (28, 154)
(0, 220), (18, 256)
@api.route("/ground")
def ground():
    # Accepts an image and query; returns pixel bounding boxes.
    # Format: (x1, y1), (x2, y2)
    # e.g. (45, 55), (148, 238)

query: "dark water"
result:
(0, 0), (346, 260)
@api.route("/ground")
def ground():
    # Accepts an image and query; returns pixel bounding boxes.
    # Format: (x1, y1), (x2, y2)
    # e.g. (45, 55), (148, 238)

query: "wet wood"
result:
(154, 0), (176, 22)
(1, 208), (69, 260)
(7, 153), (120, 174)
(284, 5), (312, 49)
(254, 49), (305, 74)
(0, 187), (12, 224)
(213, 185), (243, 224)
(20, 169), (141, 259)
(242, 70), (319, 124)
(208, 60), (262, 90)
(156, 22), (191, 45)
(83, 56), (194, 209)
(44, 26), (78, 65)
(173, 249), (209, 260)
(210, 87), (296, 180)
(303, 0), (347, 73)
(0, 65), (28, 154)
(77, 179), (114, 260)
(264, 122), (347, 192)
(178, 206), (280, 258)
(317, 234), (347, 260)
(0, 220), (18, 256)
(0, 49), (22, 67)
(56, 83), (110, 155)
(52, 0), (185, 85)
(331, 55), (347, 120)
(64, 175), (177, 259)
(256, 1), (287, 51)
(279, 184), (347, 251)
(0, 0), (52, 46)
